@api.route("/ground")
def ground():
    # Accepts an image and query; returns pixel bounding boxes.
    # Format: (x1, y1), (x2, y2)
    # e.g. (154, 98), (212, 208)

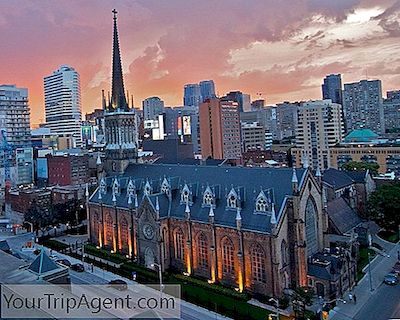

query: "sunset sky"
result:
(1, 0), (400, 126)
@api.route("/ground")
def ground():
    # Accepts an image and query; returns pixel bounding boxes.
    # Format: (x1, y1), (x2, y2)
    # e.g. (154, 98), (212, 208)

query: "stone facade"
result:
(88, 165), (327, 298)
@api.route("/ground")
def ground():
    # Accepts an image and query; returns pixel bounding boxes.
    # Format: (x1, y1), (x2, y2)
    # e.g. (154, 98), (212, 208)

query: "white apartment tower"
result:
(44, 65), (82, 147)
(294, 100), (344, 170)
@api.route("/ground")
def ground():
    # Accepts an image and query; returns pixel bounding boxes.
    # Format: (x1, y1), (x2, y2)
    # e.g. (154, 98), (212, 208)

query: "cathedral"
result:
(88, 10), (328, 298)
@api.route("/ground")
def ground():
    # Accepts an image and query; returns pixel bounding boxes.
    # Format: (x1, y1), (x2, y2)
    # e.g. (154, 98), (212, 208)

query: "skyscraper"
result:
(322, 74), (343, 105)
(199, 80), (216, 101)
(142, 96), (165, 121)
(343, 80), (384, 133)
(102, 9), (137, 174)
(199, 98), (241, 160)
(292, 100), (344, 170)
(183, 83), (202, 107)
(383, 90), (400, 132)
(44, 65), (82, 147)
(224, 91), (251, 112)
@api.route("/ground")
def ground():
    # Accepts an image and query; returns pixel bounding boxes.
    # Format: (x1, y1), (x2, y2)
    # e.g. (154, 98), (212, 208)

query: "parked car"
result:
(71, 263), (85, 272)
(56, 259), (71, 267)
(108, 279), (128, 291)
(384, 273), (399, 285)
(392, 262), (400, 276)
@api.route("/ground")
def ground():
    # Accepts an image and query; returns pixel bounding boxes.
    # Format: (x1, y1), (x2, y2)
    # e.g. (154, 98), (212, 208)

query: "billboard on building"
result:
(183, 116), (191, 135)
(177, 116), (182, 136)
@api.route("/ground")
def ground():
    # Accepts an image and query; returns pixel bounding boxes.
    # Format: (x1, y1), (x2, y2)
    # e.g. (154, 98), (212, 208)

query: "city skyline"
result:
(1, 1), (400, 126)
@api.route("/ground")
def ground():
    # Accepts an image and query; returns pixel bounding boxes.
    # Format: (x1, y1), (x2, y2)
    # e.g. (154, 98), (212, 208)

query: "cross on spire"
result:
(112, 9), (118, 20)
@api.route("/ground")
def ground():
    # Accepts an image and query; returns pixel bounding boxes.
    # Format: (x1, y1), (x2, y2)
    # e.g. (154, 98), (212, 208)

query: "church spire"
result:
(110, 9), (128, 111)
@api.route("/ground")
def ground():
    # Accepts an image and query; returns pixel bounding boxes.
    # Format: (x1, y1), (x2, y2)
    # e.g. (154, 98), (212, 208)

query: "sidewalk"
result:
(330, 240), (399, 320)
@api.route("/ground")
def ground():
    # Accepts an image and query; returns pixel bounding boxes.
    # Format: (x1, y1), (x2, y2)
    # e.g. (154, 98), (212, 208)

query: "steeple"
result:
(110, 9), (128, 111)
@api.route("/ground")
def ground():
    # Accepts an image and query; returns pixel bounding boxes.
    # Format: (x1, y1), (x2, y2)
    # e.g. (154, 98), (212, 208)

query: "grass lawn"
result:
(378, 230), (399, 243)
(72, 245), (272, 320)
(357, 247), (376, 281)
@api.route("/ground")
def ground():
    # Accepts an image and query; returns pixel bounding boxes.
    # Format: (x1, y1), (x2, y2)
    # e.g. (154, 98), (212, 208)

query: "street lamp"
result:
(151, 263), (164, 293)
(269, 297), (280, 320)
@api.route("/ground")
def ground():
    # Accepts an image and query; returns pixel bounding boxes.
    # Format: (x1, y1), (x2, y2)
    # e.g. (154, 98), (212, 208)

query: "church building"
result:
(88, 10), (328, 299)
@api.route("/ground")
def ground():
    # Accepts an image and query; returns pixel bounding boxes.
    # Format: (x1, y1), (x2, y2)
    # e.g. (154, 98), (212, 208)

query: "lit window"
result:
(174, 228), (185, 260)
(222, 237), (235, 274)
(198, 233), (209, 268)
(251, 244), (266, 283)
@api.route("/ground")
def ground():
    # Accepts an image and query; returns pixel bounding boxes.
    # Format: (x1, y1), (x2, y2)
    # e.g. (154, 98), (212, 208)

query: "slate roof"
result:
(28, 251), (60, 275)
(90, 164), (307, 234)
(322, 168), (354, 190)
(344, 170), (367, 183)
(327, 198), (362, 234)
(308, 251), (346, 281)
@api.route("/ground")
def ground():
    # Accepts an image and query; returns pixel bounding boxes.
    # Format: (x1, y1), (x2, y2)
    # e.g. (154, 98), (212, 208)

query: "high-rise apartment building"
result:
(199, 98), (241, 160)
(142, 96), (165, 120)
(44, 65), (82, 147)
(0, 85), (31, 148)
(383, 90), (400, 132)
(343, 80), (384, 134)
(241, 122), (267, 151)
(0, 85), (33, 212)
(292, 100), (344, 170)
(183, 83), (202, 107)
(199, 80), (216, 101)
(322, 74), (343, 105)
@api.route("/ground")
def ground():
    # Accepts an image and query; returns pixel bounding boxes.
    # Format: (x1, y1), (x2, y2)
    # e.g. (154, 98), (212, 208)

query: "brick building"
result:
(88, 164), (328, 298)
(47, 154), (89, 186)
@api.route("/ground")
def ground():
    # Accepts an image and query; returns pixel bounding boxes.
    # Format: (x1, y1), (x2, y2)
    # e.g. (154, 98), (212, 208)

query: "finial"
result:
(185, 201), (191, 219)
(236, 207), (242, 221)
(316, 166), (322, 177)
(112, 9), (118, 21)
(112, 190), (116, 203)
(270, 203), (277, 224)
(155, 197), (160, 212)
(98, 190), (102, 200)
(96, 153), (102, 165)
(209, 206), (214, 217)
(128, 193), (132, 205)
(134, 193), (138, 208)
(85, 183), (89, 198)
(291, 167), (298, 183)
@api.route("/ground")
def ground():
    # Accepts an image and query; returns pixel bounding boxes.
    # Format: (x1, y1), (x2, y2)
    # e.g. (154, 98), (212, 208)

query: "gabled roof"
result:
(344, 170), (368, 183)
(90, 164), (307, 234)
(327, 197), (362, 234)
(322, 168), (354, 190)
(28, 251), (60, 275)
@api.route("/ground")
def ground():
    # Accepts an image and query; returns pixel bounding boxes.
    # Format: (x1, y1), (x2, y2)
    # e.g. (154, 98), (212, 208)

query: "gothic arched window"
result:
(305, 197), (318, 257)
(120, 217), (129, 251)
(144, 181), (152, 196)
(222, 237), (235, 274)
(198, 233), (209, 268)
(226, 188), (238, 209)
(174, 228), (185, 260)
(105, 214), (113, 246)
(251, 244), (266, 283)
(181, 184), (191, 204)
(162, 228), (168, 261)
(255, 191), (269, 213)
(161, 178), (170, 195)
(203, 187), (214, 206)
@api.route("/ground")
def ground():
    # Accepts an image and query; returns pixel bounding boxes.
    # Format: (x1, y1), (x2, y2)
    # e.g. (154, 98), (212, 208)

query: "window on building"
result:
(255, 191), (269, 213)
(305, 197), (318, 257)
(174, 228), (185, 260)
(251, 244), (266, 283)
(161, 178), (170, 195)
(162, 228), (168, 261)
(222, 237), (235, 274)
(144, 181), (152, 195)
(198, 232), (209, 268)
(181, 184), (191, 204)
(226, 189), (238, 209)
(203, 187), (214, 206)
(105, 214), (113, 246)
(120, 217), (129, 250)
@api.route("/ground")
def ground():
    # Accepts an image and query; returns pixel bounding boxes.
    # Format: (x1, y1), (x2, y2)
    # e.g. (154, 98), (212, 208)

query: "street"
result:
(1, 232), (231, 320)
(354, 283), (400, 320)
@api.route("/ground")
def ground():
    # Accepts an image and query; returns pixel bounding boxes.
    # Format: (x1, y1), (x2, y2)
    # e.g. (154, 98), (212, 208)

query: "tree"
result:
(24, 200), (54, 236)
(341, 161), (379, 175)
(367, 183), (400, 230)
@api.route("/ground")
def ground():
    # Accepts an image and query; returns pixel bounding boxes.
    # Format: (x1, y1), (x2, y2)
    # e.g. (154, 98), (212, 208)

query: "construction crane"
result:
(0, 129), (13, 191)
